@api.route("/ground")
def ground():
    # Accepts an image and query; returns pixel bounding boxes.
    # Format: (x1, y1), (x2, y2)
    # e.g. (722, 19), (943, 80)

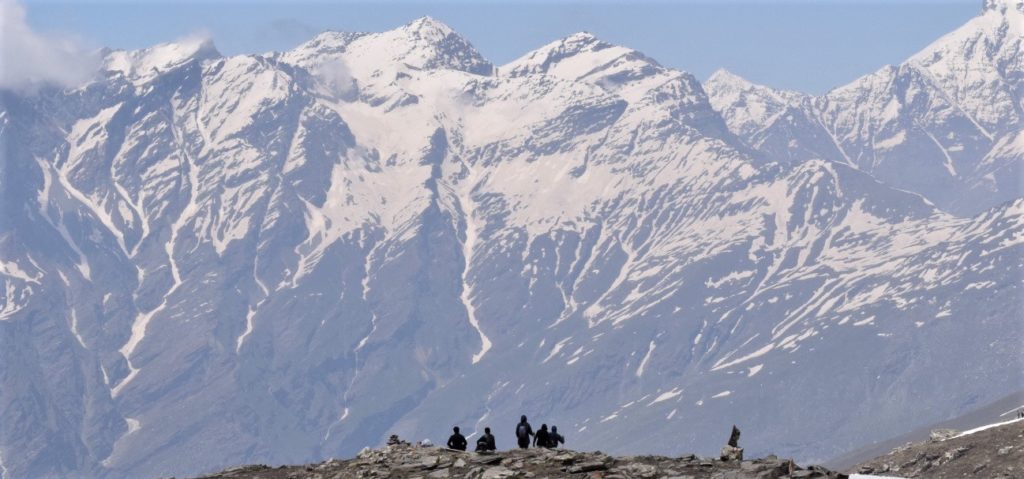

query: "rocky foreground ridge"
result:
(852, 418), (1024, 478)
(196, 440), (845, 479)
(194, 418), (1024, 479)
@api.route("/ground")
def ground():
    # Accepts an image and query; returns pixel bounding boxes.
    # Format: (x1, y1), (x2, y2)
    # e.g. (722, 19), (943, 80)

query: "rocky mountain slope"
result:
(197, 440), (845, 479)
(853, 417), (1024, 478)
(0, 3), (1021, 479)
(705, 0), (1023, 216)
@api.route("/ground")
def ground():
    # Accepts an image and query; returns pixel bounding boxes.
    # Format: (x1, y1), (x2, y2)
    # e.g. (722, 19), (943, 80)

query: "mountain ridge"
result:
(0, 7), (1020, 479)
(704, 1), (1022, 216)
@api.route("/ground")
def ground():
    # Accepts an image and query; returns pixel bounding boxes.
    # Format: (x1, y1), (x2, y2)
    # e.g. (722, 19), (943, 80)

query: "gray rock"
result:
(720, 445), (744, 462)
(480, 466), (516, 479)
(929, 429), (959, 442)
(427, 467), (451, 478)
(567, 461), (609, 473)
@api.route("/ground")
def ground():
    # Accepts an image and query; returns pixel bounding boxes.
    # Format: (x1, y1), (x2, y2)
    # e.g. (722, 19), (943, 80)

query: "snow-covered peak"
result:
(503, 32), (639, 79)
(398, 16), (458, 40)
(104, 35), (220, 84)
(705, 68), (752, 89)
(704, 68), (810, 138)
(289, 31), (368, 59)
(282, 16), (492, 77)
(904, 0), (1023, 131)
(502, 31), (689, 104)
(705, 69), (807, 101)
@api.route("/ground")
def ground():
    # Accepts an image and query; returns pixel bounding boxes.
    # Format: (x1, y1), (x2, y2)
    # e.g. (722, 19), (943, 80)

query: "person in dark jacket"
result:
(533, 424), (550, 448)
(547, 425), (564, 448)
(475, 427), (496, 452)
(447, 426), (467, 451)
(514, 415), (534, 449)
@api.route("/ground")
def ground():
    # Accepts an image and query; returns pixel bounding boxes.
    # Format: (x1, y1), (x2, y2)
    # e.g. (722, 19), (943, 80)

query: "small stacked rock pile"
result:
(197, 435), (846, 479)
(720, 425), (744, 462)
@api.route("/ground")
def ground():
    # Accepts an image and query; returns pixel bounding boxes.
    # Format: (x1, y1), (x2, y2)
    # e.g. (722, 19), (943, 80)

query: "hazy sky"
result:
(21, 0), (981, 94)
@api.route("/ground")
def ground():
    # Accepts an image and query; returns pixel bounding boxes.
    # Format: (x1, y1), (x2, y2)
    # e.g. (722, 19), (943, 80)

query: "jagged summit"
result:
(555, 31), (607, 51)
(503, 31), (656, 80)
(564, 31), (600, 42)
(906, 0), (1022, 132)
(499, 30), (700, 105)
(705, 0), (1023, 215)
(706, 68), (747, 85)
(704, 68), (812, 139)
(289, 30), (368, 57)
(283, 16), (492, 76)
(400, 15), (458, 39)
(103, 35), (220, 83)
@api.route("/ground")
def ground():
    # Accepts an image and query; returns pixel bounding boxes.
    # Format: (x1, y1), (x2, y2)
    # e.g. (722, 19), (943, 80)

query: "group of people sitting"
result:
(445, 415), (565, 452)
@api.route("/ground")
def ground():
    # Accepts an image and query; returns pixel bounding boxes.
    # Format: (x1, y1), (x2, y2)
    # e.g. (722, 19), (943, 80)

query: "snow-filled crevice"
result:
(635, 340), (656, 377)
(458, 168), (492, 364)
(34, 158), (92, 280)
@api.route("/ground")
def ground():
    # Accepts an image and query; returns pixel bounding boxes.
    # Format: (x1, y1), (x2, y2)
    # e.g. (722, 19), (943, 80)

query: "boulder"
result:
(929, 429), (958, 442)
(720, 445), (744, 462)
(481, 466), (516, 479)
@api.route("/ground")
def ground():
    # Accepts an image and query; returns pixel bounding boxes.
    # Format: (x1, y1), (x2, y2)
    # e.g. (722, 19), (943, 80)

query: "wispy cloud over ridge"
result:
(0, 0), (99, 91)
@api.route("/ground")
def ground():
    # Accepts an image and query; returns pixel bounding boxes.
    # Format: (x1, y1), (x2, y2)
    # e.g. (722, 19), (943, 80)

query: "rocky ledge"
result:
(196, 443), (846, 479)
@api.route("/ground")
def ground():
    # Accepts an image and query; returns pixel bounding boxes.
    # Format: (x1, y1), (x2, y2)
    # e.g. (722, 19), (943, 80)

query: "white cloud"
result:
(0, 0), (100, 91)
(315, 58), (357, 97)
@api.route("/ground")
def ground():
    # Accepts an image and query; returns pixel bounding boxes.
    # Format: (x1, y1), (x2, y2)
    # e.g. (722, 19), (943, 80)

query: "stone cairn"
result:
(721, 424), (744, 461)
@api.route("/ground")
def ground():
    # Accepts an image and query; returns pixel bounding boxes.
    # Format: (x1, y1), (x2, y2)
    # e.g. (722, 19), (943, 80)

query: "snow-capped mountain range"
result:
(705, 0), (1023, 216)
(0, 2), (1021, 478)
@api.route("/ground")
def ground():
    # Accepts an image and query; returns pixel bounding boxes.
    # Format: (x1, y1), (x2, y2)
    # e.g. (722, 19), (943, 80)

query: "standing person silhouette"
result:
(533, 424), (550, 448)
(547, 425), (565, 448)
(447, 426), (467, 451)
(514, 415), (534, 449)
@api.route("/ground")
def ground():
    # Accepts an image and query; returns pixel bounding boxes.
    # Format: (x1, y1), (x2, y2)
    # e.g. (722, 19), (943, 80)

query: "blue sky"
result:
(22, 0), (980, 94)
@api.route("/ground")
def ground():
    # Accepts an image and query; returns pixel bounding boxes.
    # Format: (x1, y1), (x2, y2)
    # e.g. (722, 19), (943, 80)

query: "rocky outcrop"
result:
(853, 418), (1024, 478)
(197, 442), (847, 479)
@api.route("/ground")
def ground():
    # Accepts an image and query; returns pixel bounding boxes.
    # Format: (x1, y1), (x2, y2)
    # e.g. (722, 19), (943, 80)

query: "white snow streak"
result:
(235, 306), (258, 353)
(953, 417), (1024, 439)
(323, 407), (351, 441)
(635, 340), (655, 377)
(543, 337), (572, 363)
(712, 343), (774, 371)
(459, 172), (491, 364)
(237, 257), (270, 353)
(648, 388), (683, 405)
(34, 158), (91, 280)
(356, 242), (382, 351)
(69, 310), (87, 349)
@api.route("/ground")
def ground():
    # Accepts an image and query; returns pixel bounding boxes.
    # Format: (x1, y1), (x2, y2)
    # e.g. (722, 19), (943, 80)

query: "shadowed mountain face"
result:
(0, 6), (1021, 479)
